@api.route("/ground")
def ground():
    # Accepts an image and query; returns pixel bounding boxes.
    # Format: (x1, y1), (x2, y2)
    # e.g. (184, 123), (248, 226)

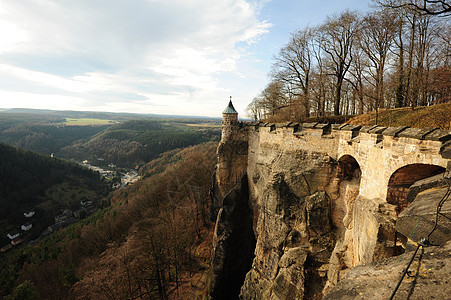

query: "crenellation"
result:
(381, 126), (409, 137)
(359, 125), (378, 133)
(216, 99), (451, 299)
(424, 129), (451, 141)
(398, 127), (437, 139)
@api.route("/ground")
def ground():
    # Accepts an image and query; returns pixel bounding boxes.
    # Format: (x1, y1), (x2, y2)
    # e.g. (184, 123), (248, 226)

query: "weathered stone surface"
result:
(316, 123), (330, 129)
(424, 129), (451, 141)
(341, 125), (361, 131)
(324, 240), (451, 300)
(213, 118), (451, 299)
(397, 186), (451, 246)
(440, 140), (451, 159)
(359, 125), (378, 133)
(331, 124), (343, 130)
(398, 127), (437, 139)
(381, 126), (409, 137)
(303, 122), (318, 128)
(209, 175), (256, 300)
(367, 126), (387, 134)
(405, 173), (447, 203)
(239, 153), (335, 299)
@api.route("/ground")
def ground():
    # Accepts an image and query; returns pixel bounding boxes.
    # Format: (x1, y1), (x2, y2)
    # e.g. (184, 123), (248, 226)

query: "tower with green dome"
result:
(221, 96), (238, 142)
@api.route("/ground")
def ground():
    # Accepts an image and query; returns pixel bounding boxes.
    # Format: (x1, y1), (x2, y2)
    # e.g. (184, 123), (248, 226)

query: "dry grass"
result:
(347, 103), (451, 129)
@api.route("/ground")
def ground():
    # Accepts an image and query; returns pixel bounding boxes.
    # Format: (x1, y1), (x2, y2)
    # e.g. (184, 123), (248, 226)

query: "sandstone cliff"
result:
(209, 122), (451, 299)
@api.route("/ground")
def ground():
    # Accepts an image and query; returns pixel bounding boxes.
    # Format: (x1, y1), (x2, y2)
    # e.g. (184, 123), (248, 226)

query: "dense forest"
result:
(0, 142), (217, 299)
(0, 143), (109, 245)
(60, 120), (220, 167)
(247, 0), (450, 123)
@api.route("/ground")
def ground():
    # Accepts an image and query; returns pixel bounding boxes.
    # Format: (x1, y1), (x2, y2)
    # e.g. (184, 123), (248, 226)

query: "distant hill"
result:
(60, 119), (220, 167)
(347, 103), (451, 129)
(0, 109), (221, 168)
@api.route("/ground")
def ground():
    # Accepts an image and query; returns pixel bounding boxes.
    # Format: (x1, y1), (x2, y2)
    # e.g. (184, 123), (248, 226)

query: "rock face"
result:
(397, 185), (451, 246)
(239, 141), (336, 299)
(325, 240), (451, 300)
(209, 121), (451, 299)
(209, 175), (256, 300)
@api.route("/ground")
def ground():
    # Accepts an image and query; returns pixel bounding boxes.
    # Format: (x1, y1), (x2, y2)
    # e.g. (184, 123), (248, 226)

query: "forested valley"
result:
(0, 142), (217, 299)
(0, 143), (109, 245)
(0, 109), (220, 299)
(0, 109), (220, 168)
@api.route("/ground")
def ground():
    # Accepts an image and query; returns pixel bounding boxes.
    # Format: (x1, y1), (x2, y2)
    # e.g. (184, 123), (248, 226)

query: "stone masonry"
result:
(211, 117), (451, 299)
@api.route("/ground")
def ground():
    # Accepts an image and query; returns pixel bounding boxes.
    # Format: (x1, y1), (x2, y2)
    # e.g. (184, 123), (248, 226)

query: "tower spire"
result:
(221, 97), (238, 141)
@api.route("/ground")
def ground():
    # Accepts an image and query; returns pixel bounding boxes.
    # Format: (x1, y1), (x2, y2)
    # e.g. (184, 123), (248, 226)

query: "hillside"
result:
(347, 103), (451, 129)
(0, 109), (221, 168)
(60, 119), (220, 167)
(0, 143), (109, 246)
(0, 142), (217, 299)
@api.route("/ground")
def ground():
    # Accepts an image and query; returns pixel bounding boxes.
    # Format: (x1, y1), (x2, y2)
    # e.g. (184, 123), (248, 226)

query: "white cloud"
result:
(0, 0), (271, 116)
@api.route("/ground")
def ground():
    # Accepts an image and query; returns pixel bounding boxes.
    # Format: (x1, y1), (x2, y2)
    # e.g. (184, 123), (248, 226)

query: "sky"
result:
(0, 0), (373, 118)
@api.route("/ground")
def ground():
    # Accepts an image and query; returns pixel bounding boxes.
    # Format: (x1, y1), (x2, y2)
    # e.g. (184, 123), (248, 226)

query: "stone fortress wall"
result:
(210, 115), (451, 299)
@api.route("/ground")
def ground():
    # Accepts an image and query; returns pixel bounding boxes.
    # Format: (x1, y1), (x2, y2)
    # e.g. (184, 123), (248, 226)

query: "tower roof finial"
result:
(223, 96), (238, 114)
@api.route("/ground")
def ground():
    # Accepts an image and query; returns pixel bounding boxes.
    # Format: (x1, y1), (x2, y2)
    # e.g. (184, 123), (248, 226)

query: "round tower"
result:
(221, 97), (238, 142)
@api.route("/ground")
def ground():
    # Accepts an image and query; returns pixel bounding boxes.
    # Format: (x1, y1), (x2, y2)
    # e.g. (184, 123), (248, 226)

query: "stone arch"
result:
(384, 163), (446, 256)
(387, 163), (446, 215)
(330, 155), (362, 231)
(326, 155), (363, 284)
(337, 155), (361, 181)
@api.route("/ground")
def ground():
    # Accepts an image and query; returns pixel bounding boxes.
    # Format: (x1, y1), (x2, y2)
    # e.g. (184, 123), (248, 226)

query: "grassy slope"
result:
(347, 103), (451, 129)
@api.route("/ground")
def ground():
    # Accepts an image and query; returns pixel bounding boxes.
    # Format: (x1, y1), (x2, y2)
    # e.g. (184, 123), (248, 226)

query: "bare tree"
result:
(347, 44), (367, 115)
(272, 28), (314, 117)
(259, 80), (290, 116)
(376, 0), (451, 16)
(319, 10), (360, 115)
(359, 11), (398, 123)
(246, 97), (264, 120)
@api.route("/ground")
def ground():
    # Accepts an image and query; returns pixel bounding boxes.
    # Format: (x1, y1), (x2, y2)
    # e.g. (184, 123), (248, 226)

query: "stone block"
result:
(288, 123), (301, 133)
(442, 141), (451, 159)
(331, 124), (342, 130)
(276, 122), (292, 128)
(324, 240), (451, 300)
(341, 124), (361, 131)
(396, 187), (451, 246)
(368, 126), (387, 134)
(398, 127), (437, 139)
(303, 122), (318, 128)
(424, 129), (451, 142)
(316, 123), (329, 129)
(359, 125), (378, 133)
(406, 173), (447, 203)
(381, 126), (409, 137)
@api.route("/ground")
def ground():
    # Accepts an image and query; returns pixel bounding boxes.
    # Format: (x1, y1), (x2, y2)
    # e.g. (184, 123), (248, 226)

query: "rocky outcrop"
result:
(325, 240), (451, 300)
(209, 175), (256, 300)
(240, 190), (333, 300)
(397, 185), (451, 246)
(210, 121), (451, 299)
(239, 144), (336, 299)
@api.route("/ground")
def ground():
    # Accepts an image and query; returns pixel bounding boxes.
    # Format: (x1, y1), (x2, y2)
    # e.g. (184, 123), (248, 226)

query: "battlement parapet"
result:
(240, 121), (450, 142)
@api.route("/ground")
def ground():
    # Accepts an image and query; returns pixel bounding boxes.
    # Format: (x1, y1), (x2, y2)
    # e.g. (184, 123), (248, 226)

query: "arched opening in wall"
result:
(386, 163), (446, 255)
(331, 155), (362, 232)
(337, 155), (361, 181)
(328, 155), (362, 280)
